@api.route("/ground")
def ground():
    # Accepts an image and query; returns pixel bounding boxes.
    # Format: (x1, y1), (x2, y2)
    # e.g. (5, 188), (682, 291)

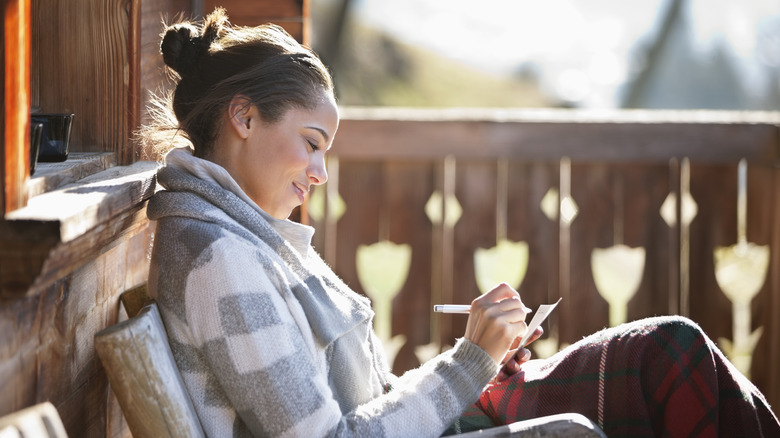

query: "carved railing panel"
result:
(308, 108), (780, 409)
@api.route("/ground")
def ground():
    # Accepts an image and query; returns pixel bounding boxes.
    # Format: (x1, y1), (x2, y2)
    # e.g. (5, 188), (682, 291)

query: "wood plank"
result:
(125, 0), (141, 165)
(33, 0), (135, 159)
(138, 0), (192, 155)
(449, 160), (496, 344)
(767, 167), (780, 409)
(202, 0), (306, 42)
(6, 160), (157, 242)
(506, 161), (561, 349)
(3, 0), (31, 214)
(0, 293), (39, 414)
(26, 152), (116, 199)
(385, 161), (434, 371)
(0, 161), (157, 297)
(205, 0), (303, 20)
(0, 221), (152, 431)
(335, 108), (780, 164)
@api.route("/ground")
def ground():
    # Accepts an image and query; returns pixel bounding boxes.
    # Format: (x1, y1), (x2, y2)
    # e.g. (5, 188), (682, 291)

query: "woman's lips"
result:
(293, 182), (308, 203)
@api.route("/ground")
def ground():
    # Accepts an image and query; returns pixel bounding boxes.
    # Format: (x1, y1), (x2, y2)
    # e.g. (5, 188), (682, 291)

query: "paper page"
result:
(518, 297), (562, 349)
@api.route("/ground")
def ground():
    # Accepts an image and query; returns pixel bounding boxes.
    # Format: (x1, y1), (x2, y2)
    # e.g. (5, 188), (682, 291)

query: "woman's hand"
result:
(463, 283), (530, 364)
(495, 325), (543, 382)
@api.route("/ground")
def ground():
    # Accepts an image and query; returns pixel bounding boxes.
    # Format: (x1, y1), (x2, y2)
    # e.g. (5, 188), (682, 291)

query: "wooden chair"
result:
(0, 402), (68, 438)
(94, 289), (204, 438)
(95, 287), (605, 438)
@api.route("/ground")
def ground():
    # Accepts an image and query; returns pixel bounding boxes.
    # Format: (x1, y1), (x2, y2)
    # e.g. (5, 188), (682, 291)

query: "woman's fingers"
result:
(524, 326), (544, 347)
(464, 283), (531, 364)
(496, 348), (532, 382)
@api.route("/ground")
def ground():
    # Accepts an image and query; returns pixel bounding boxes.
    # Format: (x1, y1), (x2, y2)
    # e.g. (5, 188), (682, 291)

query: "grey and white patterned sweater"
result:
(146, 149), (499, 437)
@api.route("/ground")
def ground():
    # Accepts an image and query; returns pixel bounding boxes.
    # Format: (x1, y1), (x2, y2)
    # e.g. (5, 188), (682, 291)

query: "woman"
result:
(143, 9), (780, 437)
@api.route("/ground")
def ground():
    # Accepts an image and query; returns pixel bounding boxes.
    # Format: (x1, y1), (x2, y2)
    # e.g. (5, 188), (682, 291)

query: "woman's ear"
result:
(227, 95), (253, 139)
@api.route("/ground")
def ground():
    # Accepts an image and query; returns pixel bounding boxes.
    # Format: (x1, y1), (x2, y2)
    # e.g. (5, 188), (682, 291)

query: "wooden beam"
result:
(125, 0), (141, 165)
(335, 108), (780, 164)
(2, 0), (31, 215)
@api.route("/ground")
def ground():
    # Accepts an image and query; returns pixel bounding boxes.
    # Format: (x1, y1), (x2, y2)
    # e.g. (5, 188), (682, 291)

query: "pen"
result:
(433, 303), (533, 314)
(433, 304), (472, 314)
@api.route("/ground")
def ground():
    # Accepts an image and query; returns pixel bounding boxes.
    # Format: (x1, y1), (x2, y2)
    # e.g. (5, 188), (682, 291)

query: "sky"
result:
(350, 0), (780, 108)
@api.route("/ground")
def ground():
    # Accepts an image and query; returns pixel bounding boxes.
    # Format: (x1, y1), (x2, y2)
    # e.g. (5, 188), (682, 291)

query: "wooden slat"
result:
(138, 0), (192, 146)
(205, 0), (303, 20)
(768, 168), (780, 409)
(322, 115), (780, 412)
(33, 0), (136, 161)
(2, 0), (31, 214)
(506, 161), (561, 341)
(336, 108), (780, 163)
(126, 0), (141, 164)
(203, 0), (307, 43)
(449, 161), (496, 343)
(384, 161), (435, 371)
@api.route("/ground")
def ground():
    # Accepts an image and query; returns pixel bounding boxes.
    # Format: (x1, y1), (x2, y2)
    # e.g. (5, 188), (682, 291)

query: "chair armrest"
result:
(457, 413), (606, 438)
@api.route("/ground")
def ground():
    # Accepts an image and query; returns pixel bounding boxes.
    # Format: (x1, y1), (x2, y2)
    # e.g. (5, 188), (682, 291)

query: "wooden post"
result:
(2, 0), (31, 215)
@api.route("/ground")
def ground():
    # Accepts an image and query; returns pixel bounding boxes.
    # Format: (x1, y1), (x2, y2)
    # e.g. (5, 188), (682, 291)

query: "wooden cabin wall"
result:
(204, 0), (310, 43)
(0, 0), (307, 436)
(1, 0), (189, 436)
(0, 223), (154, 437)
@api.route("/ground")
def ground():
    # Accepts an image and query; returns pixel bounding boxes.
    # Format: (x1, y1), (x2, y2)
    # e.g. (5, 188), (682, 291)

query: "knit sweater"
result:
(146, 148), (499, 437)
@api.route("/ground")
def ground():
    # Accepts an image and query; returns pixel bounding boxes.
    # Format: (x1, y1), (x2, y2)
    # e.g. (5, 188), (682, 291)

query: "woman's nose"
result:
(308, 156), (328, 185)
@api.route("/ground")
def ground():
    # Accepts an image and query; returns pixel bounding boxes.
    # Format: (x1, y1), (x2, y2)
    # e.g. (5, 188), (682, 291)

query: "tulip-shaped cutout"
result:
(714, 159), (769, 378)
(415, 342), (448, 365)
(474, 239), (529, 294)
(356, 240), (412, 369)
(591, 244), (645, 327)
(532, 335), (567, 359)
(715, 242), (768, 376)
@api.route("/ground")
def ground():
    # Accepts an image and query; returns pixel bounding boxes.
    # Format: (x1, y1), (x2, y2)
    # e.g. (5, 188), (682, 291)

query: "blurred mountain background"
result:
(309, 0), (780, 110)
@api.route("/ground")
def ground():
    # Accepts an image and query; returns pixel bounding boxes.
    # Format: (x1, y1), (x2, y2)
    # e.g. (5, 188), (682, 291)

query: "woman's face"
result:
(234, 94), (339, 219)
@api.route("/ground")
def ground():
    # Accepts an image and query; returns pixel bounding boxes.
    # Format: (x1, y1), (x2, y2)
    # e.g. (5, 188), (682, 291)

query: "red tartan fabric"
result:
(461, 316), (780, 437)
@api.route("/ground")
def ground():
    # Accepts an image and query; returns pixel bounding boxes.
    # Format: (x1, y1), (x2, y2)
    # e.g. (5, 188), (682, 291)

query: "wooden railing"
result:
(307, 107), (780, 408)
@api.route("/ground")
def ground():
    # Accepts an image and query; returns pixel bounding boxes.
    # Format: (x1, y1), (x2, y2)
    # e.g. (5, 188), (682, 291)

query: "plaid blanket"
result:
(454, 316), (780, 437)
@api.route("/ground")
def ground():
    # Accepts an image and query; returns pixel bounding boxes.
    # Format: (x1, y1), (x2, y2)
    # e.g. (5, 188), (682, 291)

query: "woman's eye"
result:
(307, 140), (320, 151)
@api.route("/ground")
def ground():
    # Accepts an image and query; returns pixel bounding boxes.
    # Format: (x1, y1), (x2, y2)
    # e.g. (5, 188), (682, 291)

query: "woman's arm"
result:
(184, 236), (498, 437)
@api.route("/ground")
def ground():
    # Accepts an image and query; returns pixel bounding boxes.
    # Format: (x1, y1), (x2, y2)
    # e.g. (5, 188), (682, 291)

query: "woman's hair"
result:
(139, 8), (334, 159)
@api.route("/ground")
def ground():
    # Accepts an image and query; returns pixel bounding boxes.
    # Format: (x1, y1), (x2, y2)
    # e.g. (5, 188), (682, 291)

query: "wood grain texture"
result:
(203, 0), (307, 43)
(1, 1), (180, 436)
(3, 0), (31, 214)
(0, 161), (157, 297)
(205, 0), (303, 19)
(32, 0), (136, 160)
(138, 0), (191, 154)
(335, 108), (780, 163)
(323, 113), (780, 408)
(26, 152), (117, 198)
(95, 303), (205, 438)
(0, 222), (153, 436)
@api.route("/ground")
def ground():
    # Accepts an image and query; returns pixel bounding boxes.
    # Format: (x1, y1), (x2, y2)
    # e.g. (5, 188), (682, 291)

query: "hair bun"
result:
(161, 23), (203, 77)
(160, 9), (229, 78)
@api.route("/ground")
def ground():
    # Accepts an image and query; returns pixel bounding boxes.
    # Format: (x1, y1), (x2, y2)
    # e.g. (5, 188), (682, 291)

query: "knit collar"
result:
(163, 147), (314, 256)
(152, 148), (373, 348)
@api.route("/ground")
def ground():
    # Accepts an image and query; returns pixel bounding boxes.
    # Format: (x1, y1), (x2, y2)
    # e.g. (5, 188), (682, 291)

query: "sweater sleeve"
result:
(182, 236), (498, 438)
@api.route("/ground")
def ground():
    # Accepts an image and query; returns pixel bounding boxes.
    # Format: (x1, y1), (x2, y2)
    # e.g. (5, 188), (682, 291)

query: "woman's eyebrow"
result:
(307, 126), (330, 142)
